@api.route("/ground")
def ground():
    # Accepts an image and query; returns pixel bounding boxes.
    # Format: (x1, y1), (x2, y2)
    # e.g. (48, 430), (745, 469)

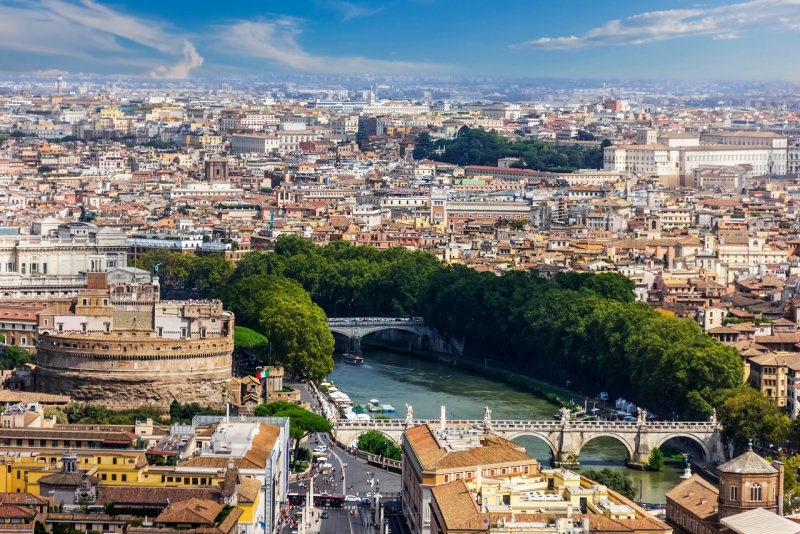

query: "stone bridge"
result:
(327, 317), (434, 353)
(333, 410), (725, 466)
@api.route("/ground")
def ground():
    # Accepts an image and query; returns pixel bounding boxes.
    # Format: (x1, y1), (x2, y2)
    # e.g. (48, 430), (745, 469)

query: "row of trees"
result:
(420, 265), (742, 420)
(412, 127), (606, 171)
(48, 401), (223, 425)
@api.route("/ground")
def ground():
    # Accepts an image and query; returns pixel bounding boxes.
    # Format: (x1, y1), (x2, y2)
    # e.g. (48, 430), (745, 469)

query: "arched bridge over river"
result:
(334, 410), (725, 466)
(327, 317), (435, 353)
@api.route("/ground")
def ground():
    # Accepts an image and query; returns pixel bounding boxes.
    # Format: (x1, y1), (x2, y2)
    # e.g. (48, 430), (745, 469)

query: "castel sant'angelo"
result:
(34, 268), (234, 410)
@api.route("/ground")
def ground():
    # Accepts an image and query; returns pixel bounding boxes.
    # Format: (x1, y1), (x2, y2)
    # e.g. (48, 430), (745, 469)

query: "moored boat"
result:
(342, 353), (364, 365)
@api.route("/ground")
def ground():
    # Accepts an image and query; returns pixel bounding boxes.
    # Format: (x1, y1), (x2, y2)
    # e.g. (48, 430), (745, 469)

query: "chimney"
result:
(86, 271), (108, 290)
(774, 460), (785, 516)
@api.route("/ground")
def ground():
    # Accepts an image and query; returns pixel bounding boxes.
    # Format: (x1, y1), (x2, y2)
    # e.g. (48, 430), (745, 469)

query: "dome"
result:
(718, 449), (777, 475)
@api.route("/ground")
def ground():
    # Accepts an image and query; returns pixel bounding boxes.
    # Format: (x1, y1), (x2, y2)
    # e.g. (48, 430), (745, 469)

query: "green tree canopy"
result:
(412, 127), (604, 171)
(357, 430), (402, 461)
(581, 469), (636, 500)
(647, 448), (664, 471)
(718, 386), (791, 450)
(0, 345), (34, 370)
(222, 275), (334, 381)
(254, 402), (331, 458)
(234, 326), (268, 349)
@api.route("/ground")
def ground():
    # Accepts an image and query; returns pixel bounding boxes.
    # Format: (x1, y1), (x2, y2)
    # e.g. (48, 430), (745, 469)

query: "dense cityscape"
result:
(4, 1), (800, 534)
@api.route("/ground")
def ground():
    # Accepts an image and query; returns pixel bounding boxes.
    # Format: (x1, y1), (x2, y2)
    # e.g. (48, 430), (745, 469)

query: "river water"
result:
(327, 348), (684, 503)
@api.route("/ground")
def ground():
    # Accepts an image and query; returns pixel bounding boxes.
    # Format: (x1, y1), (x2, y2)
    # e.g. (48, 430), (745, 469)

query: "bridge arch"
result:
(654, 433), (711, 462)
(506, 432), (557, 462)
(330, 325), (427, 338)
(337, 428), (401, 447)
(579, 434), (635, 461)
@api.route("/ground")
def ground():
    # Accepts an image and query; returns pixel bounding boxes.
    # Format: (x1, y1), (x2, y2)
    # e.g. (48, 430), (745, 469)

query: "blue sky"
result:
(1, 0), (799, 80)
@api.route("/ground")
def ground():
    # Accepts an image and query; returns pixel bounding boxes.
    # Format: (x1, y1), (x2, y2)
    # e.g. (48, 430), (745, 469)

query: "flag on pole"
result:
(256, 368), (269, 380)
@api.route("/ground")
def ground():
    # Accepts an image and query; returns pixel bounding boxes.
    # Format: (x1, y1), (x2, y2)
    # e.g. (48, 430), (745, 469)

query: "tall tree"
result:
(254, 401), (331, 459)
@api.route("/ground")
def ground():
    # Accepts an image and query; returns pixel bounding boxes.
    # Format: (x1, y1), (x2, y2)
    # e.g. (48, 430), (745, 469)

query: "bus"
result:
(286, 493), (345, 509)
(288, 493), (306, 506)
(315, 495), (345, 508)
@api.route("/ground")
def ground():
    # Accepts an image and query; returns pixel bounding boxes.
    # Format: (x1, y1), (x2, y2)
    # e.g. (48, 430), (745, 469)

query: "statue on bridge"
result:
(636, 407), (646, 425)
(483, 406), (492, 429)
(709, 408), (717, 424)
(405, 404), (413, 425)
(558, 406), (570, 423)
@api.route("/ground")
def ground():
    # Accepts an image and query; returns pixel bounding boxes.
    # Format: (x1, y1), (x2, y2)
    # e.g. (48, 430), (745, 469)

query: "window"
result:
(750, 483), (761, 502)
(121, 475), (127, 482)
(30, 263), (37, 273)
(81, 323), (87, 333)
(104, 323), (111, 333)
(111, 474), (117, 481)
(20, 264), (24, 275)
(42, 263), (47, 274)
(730, 485), (738, 500)
(57, 323), (63, 333)
(81, 298), (88, 306)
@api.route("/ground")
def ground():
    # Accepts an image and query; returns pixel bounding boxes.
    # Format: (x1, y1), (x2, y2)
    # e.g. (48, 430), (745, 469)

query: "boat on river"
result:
(342, 353), (364, 365)
(367, 399), (396, 414)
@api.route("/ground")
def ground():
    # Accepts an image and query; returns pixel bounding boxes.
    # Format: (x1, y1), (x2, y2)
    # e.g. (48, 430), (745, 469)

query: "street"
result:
(279, 382), (408, 534)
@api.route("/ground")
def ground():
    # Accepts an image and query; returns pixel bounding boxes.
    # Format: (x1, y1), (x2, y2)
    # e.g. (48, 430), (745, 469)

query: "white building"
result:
(230, 134), (280, 155)
(604, 132), (787, 187)
(0, 220), (128, 300)
(168, 182), (245, 201)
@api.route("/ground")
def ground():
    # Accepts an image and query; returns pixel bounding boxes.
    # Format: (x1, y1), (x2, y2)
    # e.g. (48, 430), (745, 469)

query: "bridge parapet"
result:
(336, 419), (720, 431)
(327, 317), (425, 326)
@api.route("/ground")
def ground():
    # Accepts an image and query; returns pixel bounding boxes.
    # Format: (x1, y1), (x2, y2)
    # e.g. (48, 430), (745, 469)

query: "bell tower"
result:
(717, 444), (783, 520)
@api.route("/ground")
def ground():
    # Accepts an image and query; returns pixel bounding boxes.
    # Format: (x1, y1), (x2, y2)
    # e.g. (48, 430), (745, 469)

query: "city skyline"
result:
(1, 0), (800, 82)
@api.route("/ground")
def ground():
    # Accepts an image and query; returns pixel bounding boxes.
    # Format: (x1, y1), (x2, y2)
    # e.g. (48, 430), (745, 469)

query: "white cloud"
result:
(329, 1), (384, 21)
(0, 0), (203, 77)
(151, 41), (205, 79)
(218, 18), (446, 75)
(513, 0), (800, 49)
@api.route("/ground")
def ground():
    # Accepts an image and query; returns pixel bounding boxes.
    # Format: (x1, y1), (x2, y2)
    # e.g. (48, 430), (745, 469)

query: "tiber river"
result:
(328, 348), (685, 504)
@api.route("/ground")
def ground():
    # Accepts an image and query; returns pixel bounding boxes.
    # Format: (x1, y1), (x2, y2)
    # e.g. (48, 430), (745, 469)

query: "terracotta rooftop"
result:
(156, 498), (222, 525)
(405, 425), (532, 471)
(665, 474), (719, 522)
(718, 449), (778, 475)
(430, 480), (486, 532)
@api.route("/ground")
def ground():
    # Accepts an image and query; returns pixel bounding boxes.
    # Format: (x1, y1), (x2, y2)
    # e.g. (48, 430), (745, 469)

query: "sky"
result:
(1, 0), (800, 81)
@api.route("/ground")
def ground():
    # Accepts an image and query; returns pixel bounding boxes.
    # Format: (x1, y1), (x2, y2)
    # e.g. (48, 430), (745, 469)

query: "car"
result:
(313, 445), (328, 453)
(321, 512), (329, 519)
(344, 495), (360, 502)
